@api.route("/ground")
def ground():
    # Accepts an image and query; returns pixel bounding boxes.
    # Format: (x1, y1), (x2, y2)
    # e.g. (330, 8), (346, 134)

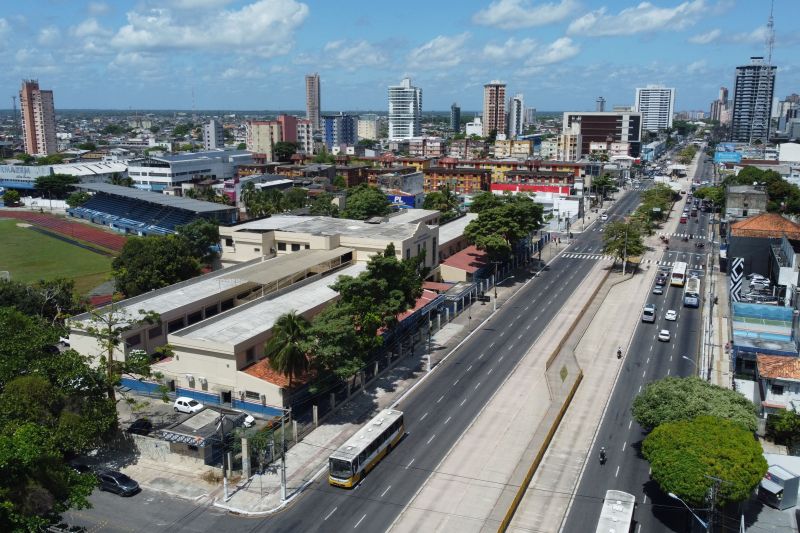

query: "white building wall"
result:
(388, 78), (422, 141)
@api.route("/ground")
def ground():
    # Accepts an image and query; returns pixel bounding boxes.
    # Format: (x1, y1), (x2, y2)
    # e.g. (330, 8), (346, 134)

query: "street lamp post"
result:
(668, 492), (709, 531)
(681, 355), (700, 377)
(492, 261), (501, 312)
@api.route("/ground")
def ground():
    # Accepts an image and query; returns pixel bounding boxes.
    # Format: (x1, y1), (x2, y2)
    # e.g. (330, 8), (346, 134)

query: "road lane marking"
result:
(467, 365), (473, 372)
(488, 367), (494, 375)
(437, 395), (444, 403)
(406, 458), (415, 469)
(500, 331), (505, 336)
(670, 355), (673, 361)
(489, 342), (495, 348)
(638, 385), (642, 393)
(637, 524), (642, 533)
(453, 379), (459, 386)
(354, 514), (367, 529)
(518, 334), (523, 339)
(646, 357), (650, 364)
(380, 485), (391, 498)
(420, 412), (428, 421)
(526, 324), (531, 330)
(643, 494), (648, 504)
(622, 441), (627, 452)
(508, 344), (514, 350)
(667, 368), (671, 376)
(427, 434), (436, 445)
(324, 507), (337, 520)
(445, 416), (452, 424)
(649, 345), (653, 351)
(517, 313), (522, 319)
(475, 382), (481, 390)
(628, 420), (632, 430)
(478, 353), (484, 360)
(615, 466), (620, 478)
(460, 398), (467, 406)
(499, 355), (504, 361)
(642, 370), (646, 378)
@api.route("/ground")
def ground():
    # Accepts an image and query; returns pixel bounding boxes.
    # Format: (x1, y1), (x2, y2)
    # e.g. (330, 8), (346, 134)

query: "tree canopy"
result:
(340, 184), (391, 220)
(176, 218), (220, 264)
(309, 192), (339, 217)
(464, 194), (543, 260)
(112, 235), (201, 297)
(643, 416), (767, 507)
(265, 311), (310, 388)
(632, 376), (758, 433)
(273, 141), (299, 162)
(0, 278), (83, 325)
(423, 185), (459, 223)
(34, 174), (78, 199)
(469, 191), (503, 214)
(723, 166), (800, 214)
(2, 190), (20, 206)
(66, 191), (91, 208)
(602, 220), (646, 264)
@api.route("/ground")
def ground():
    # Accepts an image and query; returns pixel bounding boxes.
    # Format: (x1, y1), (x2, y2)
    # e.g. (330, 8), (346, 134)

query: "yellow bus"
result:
(670, 261), (688, 287)
(328, 409), (405, 488)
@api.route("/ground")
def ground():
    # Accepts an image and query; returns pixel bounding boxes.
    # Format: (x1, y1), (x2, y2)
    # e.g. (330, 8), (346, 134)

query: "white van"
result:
(642, 304), (657, 323)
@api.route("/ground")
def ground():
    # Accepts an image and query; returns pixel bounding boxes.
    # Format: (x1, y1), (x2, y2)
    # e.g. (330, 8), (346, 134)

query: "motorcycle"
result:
(695, 242), (705, 248)
(599, 449), (607, 464)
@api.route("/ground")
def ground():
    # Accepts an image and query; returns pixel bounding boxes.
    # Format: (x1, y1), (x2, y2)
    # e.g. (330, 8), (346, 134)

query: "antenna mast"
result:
(749, 0), (775, 147)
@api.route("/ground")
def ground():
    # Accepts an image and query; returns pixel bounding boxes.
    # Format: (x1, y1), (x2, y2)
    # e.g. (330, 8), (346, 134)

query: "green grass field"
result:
(0, 219), (113, 295)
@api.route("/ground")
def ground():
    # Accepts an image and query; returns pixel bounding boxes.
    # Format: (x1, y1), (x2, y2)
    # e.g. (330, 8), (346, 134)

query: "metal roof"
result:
(77, 182), (237, 214)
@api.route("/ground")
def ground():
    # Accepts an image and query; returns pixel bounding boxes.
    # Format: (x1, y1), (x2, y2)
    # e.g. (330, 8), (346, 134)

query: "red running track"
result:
(0, 210), (126, 252)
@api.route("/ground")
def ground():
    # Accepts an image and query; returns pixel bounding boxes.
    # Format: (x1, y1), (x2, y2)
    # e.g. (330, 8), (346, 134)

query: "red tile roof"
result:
(422, 281), (455, 292)
(730, 213), (800, 239)
(440, 245), (488, 273)
(243, 358), (312, 389)
(757, 354), (800, 381)
(397, 289), (439, 322)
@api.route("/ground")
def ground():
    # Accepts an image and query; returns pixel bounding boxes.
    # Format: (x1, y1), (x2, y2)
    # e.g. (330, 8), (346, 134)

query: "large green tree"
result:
(176, 218), (220, 264)
(112, 235), (201, 297)
(34, 174), (78, 200)
(423, 185), (459, 222)
(632, 376), (758, 433)
(283, 187), (308, 210)
(340, 184), (391, 220)
(273, 142), (300, 162)
(66, 191), (91, 208)
(643, 416), (767, 507)
(602, 220), (646, 264)
(265, 312), (310, 388)
(309, 192), (339, 217)
(2, 190), (20, 206)
(469, 191), (503, 214)
(0, 278), (83, 325)
(464, 195), (543, 260)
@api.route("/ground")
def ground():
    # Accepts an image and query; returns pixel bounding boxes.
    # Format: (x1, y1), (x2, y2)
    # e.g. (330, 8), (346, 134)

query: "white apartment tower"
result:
(483, 81), (506, 137)
(305, 73), (321, 132)
(634, 85), (675, 132)
(19, 79), (57, 156)
(388, 78), (422, 141)
(507, 93), (524, 139)
(731, 57), (776, 143)
(203, 119), (224, 150)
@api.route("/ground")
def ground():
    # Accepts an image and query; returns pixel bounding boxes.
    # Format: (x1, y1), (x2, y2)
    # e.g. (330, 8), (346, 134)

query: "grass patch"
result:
(0, 219), (113, 294)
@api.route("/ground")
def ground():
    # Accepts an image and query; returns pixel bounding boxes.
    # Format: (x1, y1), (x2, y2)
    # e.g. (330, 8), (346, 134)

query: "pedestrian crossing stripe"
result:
(657, 232), (707, 241)
(561, 253), (706, 270)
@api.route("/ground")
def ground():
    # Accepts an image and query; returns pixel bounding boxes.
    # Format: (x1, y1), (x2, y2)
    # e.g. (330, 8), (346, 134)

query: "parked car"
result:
(658, 329), (671, 342)
(665, 310), (678, 321)
(174, 397), (204, 414)
(601, 214), (609, 221)
(126, 418), (153, 436)
(98, 470), (140, 496)
(243, 414), (256, 428)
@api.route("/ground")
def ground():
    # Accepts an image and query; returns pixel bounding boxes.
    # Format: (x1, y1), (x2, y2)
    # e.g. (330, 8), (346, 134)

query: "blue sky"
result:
(2, 0), (799, 112)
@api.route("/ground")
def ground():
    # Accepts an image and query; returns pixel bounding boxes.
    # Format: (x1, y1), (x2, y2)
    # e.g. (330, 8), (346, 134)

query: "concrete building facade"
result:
(635, 85), (675, 131)
(731, 57), (777, 143)
(203, 120), (224, 151)
(507, 93), (524, 139)
(246, 121), (282, 162)
(357, 114), (378, 141)
(322, 113), (357, 149)
(451, 103), (461, 133)
(562, 111), (642, 158)
(483, 81), (506, 137)
(19, 80), (57, 156)
(305, 73), (321, 132)
(388, 78), (422, 141)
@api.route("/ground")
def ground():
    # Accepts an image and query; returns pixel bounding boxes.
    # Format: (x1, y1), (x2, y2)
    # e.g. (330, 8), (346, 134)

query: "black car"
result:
(126, 418), (153, 436)
(98, 470), (140, 496)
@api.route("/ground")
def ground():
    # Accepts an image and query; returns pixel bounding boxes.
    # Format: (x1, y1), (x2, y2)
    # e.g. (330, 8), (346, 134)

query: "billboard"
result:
(714, 151), (742, 164)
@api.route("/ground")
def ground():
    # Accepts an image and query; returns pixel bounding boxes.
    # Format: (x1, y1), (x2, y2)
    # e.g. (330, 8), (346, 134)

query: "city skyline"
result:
(2, 1), (800, 112)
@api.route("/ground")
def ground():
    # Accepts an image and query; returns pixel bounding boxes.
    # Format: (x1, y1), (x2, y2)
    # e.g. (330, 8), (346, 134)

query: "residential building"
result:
(127, 150), (253, 191)
(524, 107), (536, 127)
(203, 119), (224, 151)
(494, 139), (532, 159)
(507, 93), (524, 139)
(424, 159), (491, 195)
(449, 139), (486, 159)
(296, 119), (314, 155)
(409, 137), (445, 158)
(725, 185), (768, 219)
(596, 96), (606, 112)
(557, 123), (582, 161)
(465, 117), (483, 137)
(357, 114), (378, 141)
(562, 111), (642, 158)
(246, 120), (282, 162)
(731, 57), (777, 143)
(756, 355), (800, 416)
(276, 114), (298, 144)
(322, 113), (357, 149)
(19, 79), (57, 156)
(450, 103), (461, 133)
(710, 86), (729, 123)
(483, 81), (506, 136)
(777, 94), (800, 133)
(539, 139), (558, 159)
(305, 73), (321, 131)
(388, 77), (422, 140)
(635, 85), (675, 131)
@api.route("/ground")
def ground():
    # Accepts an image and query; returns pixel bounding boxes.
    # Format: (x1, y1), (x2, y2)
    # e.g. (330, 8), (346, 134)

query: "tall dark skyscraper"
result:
(450, 103), (461, 133)
(731, 57), (776, 143)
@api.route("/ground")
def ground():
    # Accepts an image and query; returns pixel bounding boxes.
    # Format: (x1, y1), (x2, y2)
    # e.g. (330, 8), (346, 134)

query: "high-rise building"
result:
(322, 113), (357, 149)
(483, 81), (506, 137)
(358, 114), (378, 141)
(731, 57), (777, 143)
(203, 119), (224, 151)
(305, 73), (321, 132)
(19, 80), (57, 156)
(562, 111), (643, 157)
(276, 114), (298, 143)
(710, 86), (729, 123)
(450, 103), (461, 133)
(524, 107), (537, 127)
(596, 97), (606, 112)
(388, 77), (422, 141)
(296, 119), (314, 155)
(634, 85), (675, 132)
(245, 120), (282, 162)
(507, 94), (524, 139)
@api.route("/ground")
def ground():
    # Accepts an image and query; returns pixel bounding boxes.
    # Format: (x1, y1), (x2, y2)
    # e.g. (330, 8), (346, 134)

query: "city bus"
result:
(328, 409), (404, 488)
(670, 261), (688, 287)
(684, 276), (701, 308)
(595, 489), (636, 533)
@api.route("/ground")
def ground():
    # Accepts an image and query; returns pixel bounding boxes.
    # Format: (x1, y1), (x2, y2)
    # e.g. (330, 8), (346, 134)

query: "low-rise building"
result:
(449, 139), (487, 159)
(0, 161), (129, 191)
(756, 355), (800, 416)
(409, 137), (446, 158)
(726, 185), (768, 219)
(246, 121), (282, 162)
(494, 139), (533, 159)
(128, 150), (252, 192)
(424, 161), (491, 195)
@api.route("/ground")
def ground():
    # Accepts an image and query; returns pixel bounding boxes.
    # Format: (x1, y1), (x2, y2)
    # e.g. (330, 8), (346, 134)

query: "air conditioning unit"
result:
(185, 374), (194, 382)
(199, 377), (207, 385)
(260, 394), (266, 404)
(239, 390), (245, 401)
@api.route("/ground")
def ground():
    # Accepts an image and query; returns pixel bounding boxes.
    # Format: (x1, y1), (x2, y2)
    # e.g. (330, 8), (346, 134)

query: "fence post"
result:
(313, 405), (318, 428)
(292, 420), (298, 444)
(241, 437), (250, 478)
(445, 307), (450, 323)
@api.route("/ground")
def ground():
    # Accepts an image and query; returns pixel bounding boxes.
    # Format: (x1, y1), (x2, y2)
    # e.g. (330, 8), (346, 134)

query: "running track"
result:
(0, 210), (126, 252)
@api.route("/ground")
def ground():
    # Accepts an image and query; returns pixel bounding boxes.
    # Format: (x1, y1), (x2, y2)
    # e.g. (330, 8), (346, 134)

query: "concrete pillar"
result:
(347, 381), (351, 397)
(241, 437), (250, 478)
(445, 308), (450, 323)
(227, 452), (233, 477)
(292, 420), (298, 444)
(359, 370), (365, 390)
(313, 405), (318, 428)
(374, 360), (379, 377)
(437, 313), (441, 330)
(330, 392), (335, 411)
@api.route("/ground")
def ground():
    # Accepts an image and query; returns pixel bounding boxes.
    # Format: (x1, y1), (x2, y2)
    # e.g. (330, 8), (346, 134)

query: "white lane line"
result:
(460, 398), (467, 406)
(622, 441), (627, 452)
(380, 485), (391, 498)
(526, 324), (531, 330)
(489, 342), (495, 348)
(427, 434), (436, 445)
(467, 365), (473, 372)
(615, 466), (620, 478)
(642, 370), (646, 378)
(637, 524), (642, 533)
(324, 507), (337, 520)
(628, 420), (632, 430)
(475, 382), (481, 390)
(667, 368), (671, 376)
(420, 412), (428, 421)
(406, 458), (415, 470)
(670, 355), (673, 361)
(518, 334), (523, 340)
(508, 344), (514, 350)
(649, 345), (653, 352)
(646, 357), (650, 364)
(499, 355), (504, 362)
(638, 385), (642, 393)
(487, 367), (494, 375)
(354, 514), (367, 529)
(643, 494), (648, 504)
(445, 416), (452, 424)
(500, 331), (505, 336)
(453, 379), (459, 386)
(437, 395), (444, 403)
(478, 353), (484, 360)
(517, 313), (523, 320)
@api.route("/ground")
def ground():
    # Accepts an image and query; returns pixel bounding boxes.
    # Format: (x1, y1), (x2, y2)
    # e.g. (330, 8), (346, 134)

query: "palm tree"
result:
(265, 311), (310, 388)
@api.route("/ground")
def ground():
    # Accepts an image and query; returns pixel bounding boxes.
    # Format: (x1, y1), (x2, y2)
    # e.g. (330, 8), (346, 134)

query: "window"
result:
(291, 243), (301, 251)
(254, 248), (260, 253)
(277, 242), (287, 251)
(246, 347), (255, 362)
(305, 244), (310, 249)
(225, 238), (233, 247)
(772, 384), (785, 396)
(167, 318), (185, 333)
(148, 325), (162, 340)
(187, 311), (203, 325)
(204, 305), (218, 318)
(125, 334), (141, 347)
(406, 248), (411, 260)
(221, 299), (234, 311)
(245, 390), (260, 400)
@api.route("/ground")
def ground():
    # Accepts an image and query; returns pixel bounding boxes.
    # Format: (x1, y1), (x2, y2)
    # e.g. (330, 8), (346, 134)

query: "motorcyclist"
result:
(617, 347), (623, 359)
(599, 447), (607, 463)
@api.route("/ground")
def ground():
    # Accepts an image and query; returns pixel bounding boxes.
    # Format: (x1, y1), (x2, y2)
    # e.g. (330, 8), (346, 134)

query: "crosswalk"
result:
(561, 252), (707, 270)
(657, 232), (707, 241)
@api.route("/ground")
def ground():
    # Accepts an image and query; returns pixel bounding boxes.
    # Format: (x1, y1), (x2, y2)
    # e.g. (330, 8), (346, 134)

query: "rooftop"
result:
(385, 209), (439, 225)
(233, 215), (424, 241)
(441, 245), (488, 273)
(50, 161), (128, 177)
(730, 213), (800, 239)
(727, 185), (767, 194)
(757, 354), (800, 381)
(77, 182), (237, 214)
(151, 149), (250, 163)
(439, 213), (478, 244)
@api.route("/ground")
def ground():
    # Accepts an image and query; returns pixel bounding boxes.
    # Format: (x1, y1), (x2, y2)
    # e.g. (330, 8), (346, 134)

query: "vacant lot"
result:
(0, 219), (113, 294)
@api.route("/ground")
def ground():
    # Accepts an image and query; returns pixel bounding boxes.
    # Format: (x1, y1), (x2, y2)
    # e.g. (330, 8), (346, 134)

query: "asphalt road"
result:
(66, 190), (643, 533)
(562, 155), (715, 533)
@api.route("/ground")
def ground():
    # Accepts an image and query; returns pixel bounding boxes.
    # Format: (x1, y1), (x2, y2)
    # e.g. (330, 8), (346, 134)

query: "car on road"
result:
(665, 310), (677, 321)
(174, 397), (204, 414)
(97, 470), (140, 496)
(657, 329), (671, 342)
(126, 418), (153, 436)
(652, 285), (664, 295)
(655, 274), (668, 286)
(642, 304), (657, 323)
(601, 213), (609, 221)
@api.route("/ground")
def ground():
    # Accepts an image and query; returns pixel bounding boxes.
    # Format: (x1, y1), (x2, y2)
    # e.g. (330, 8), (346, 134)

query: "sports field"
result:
(0, 219), (113, 294)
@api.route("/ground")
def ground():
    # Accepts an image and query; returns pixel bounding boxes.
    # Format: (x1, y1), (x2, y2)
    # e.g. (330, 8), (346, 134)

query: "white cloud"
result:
(323, 40), (387, 70)
(72, 18), (111, 38)
(110, 0), (309, 57)
(526, 37), (580, 66)
(473, 0), (577, 29)
(689, 29), (721, 44)
(483, 37), (537, 61)
(730, 26), (767, 44)
(87, 2), (110, 16)
(687, 59), (706, 73)
(168, 0), (235, 8)
(37, 26), (60, 46)
(407, 33), (470, 70)
(568, 1), (706, 37)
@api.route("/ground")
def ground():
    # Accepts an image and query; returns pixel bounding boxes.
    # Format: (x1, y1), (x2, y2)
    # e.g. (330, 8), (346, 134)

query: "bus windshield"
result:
(329, 458), (353, 479)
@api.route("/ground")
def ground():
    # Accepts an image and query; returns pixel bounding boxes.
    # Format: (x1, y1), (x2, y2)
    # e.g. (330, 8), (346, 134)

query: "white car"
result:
(658, 329), (671, 342)
(243, 414), (256, 428)
(665, 310), (677, 321)
(601, 214), (609, 221)
(174, 397), (204, 414)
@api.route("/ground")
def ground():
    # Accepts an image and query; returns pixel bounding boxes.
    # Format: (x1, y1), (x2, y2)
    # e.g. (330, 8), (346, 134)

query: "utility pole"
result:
(705, 474), (725, 532)
(622, 223), (629, 276)
(280, 408), (288, 501)
(491, 261), (502, 312)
